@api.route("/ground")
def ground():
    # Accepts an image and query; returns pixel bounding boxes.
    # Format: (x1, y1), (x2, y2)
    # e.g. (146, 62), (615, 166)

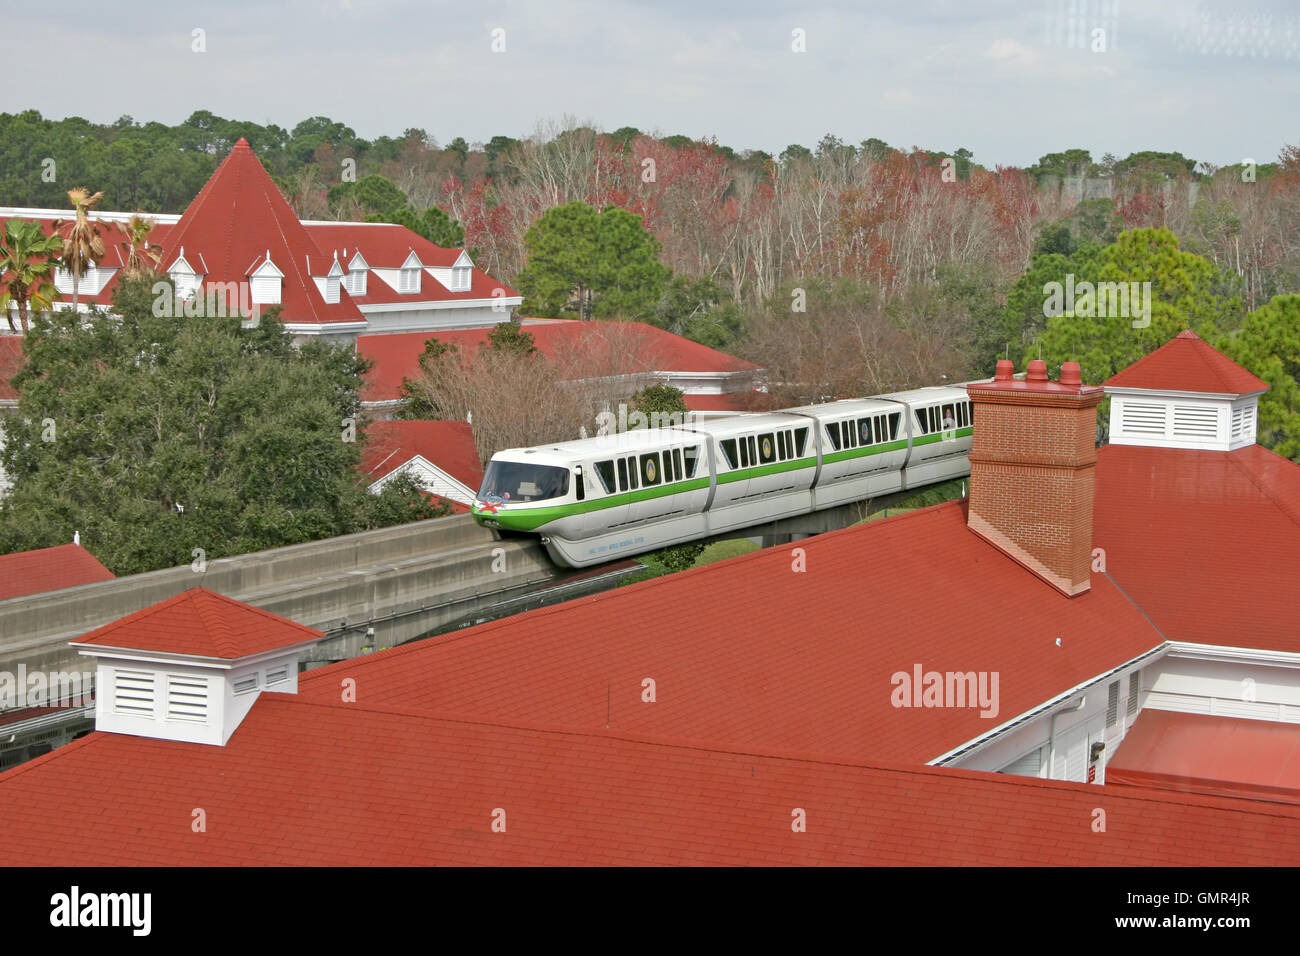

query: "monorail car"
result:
(471, 386), (974, 567)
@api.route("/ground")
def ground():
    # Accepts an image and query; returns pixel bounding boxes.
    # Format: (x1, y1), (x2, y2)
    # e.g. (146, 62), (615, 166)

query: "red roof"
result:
(70, 587), (323, 659)
(0, 543), (114, 602)
(1094, 443), (1300, 650)
(4, 697), (1300, 865)
(0, 336), (22, 401)
(300, 502), (1167, 763)
(358, 320), (758, 402)
(305, 222), (463, 268)
(159, 139), (363, 326)
(683, 392), (760, 412)
(1108, 710), (1300, 806)
(1105, 330), (1269, 394)
(361, 419), (483, 489)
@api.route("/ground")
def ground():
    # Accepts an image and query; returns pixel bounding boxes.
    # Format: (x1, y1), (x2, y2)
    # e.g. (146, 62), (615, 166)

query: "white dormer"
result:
(322, 254), (344, 304)
(249, 251), (283, 305)
(399, 251), (422, 293)
(346, 250), (369, 297)
(70, 588), (323, 747)
(451, 250), (473, 291)
(168, 248), (206, 301)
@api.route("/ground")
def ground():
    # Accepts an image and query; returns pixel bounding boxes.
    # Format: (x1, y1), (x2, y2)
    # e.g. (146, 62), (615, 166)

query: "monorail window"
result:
(641, 453), (661, 486)
(720, 439), (738, 469)
(683, 446), (698, 477)
(778, 431), (788, 460)
(874, 415), (886, 444)
(957, 402), (970, 428)
(888, 413), (901, 439)
(794, 427), (809, 456)
(759, 433), (776, 464)
(858, 418), (873, 445)
(627, 456), (639, 490)
(617, 458), (628, 491)
(662, 450), (675, 482)
(915, 409), (928, 434)
(575, 468), (585, 501)
(673, 447), (683, 480)
(941, 404), (956, 432)
(479, 460), (570, 502)
(749, 436), (758, 463)
(595, 460), (616, 494)
(825, 423), (841, 451)
(739, 436), (750, 468)
(841, 421), (855, 449)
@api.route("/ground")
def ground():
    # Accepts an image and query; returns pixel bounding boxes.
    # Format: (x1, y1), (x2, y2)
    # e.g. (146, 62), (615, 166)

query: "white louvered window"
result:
(1172, 405), (1218, 440)
(232, 675), (258, 695)
(346, 270), (367, 296)
(113, 669), (155, 717)
(1231, 406), (1255, 442)
(400, 267), (419, 293)
(251, 274), (281, 305)
(166, 675), (209, 723)
(452, 265), (471, 290)
(1121, 402), (1166, 435)
(324, 275), (341, 304)
(265, 666), (289, 687)
(1127, 671), (1140, 717)
(1106, 681), (1119, 728)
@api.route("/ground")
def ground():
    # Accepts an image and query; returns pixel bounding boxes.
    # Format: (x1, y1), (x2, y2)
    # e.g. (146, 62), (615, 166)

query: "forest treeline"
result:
(3, 109), (1298, 459)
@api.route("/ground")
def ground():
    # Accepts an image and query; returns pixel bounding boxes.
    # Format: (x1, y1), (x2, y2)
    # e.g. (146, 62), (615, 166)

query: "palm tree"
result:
(52, 187), (106, 312)
(118, 213), (163, 278)
(0, 219), (64, 332)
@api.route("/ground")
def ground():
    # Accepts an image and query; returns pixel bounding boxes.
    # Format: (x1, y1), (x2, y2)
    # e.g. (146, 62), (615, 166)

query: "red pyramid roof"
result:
(71, 587), (323, 659)
(0, 543), (115, 601)
(1105, 330), (1268, 394)
(160, 139), (362, 326)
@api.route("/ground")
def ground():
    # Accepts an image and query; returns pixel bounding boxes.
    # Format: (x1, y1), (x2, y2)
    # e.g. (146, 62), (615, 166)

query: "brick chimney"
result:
(965, 359), (1104, 597)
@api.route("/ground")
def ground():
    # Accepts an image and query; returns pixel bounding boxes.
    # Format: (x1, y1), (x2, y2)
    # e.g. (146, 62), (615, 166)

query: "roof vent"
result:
(71, 588), (324, 746)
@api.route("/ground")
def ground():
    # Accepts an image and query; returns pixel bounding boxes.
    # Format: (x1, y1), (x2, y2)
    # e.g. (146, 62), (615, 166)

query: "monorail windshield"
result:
(479, 460), (570, 502)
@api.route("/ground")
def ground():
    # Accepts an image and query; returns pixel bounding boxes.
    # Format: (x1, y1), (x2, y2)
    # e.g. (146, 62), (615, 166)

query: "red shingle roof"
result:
(5, 698), (1299, 866)
(0, 543), (115, 602)
(358, 320), (758, 402)
(159, 139), (363, 326)
(1094, 443), (1300, 649)
(1105, 330), (1269, 394)
(70, 587), (323, 659)
(360, 419), (483, 490)
(300, 502), (1166, 762)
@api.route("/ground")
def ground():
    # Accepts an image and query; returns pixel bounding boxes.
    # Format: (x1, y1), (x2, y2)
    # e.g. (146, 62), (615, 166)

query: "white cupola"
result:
(70, 588), (324, 746)
(1104, 331), (1269, 452)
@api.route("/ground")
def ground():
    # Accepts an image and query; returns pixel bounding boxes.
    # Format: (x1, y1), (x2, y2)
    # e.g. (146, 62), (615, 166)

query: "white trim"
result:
(356, 297), (523, 315)
(1106, 385), (1267, 401)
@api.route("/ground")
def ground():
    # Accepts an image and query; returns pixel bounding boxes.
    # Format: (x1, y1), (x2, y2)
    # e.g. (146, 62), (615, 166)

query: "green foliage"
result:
(368, 206), (466, 248)
(485, 319), (537, 355)
(0, 218), (64, 331)
(515, 202), (669, 321)
(1025, 149), (1097, 181)
(629, 384), (687, 423)
(693, 538), (759, 565)
(1217, 294), (1300, 462)
(0, 275), (443, 574)
(779, 144), (812, 164)
(1032, 228), (1243, 385)
(328, 173), (408, 216)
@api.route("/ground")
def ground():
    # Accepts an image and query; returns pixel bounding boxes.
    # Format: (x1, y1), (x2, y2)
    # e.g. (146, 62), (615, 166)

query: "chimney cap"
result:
(994, 360), (1014, 381)
(1027, 359), (1048, 382)
(1060, 361), (1082, 386)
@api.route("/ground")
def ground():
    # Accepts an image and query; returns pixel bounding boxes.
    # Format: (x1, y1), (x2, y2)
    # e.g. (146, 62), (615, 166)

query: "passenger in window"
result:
(943, 408), (955, 431)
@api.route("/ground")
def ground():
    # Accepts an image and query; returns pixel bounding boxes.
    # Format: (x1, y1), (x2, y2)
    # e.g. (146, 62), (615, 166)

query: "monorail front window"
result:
(480, 460), (570, 502)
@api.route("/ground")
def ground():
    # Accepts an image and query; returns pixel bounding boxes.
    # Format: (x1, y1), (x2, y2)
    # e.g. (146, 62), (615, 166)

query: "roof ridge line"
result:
(1227, 450), (1300, 531)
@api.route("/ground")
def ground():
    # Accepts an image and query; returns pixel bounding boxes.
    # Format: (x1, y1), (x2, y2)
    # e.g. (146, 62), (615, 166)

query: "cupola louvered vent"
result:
(165, 675), (209, 723)
(1172, 405), (1218, 439)
(1121, 402), (1166, 435)
(232, 675), (258, 695)
(1231, 405), (1255, 441)
(113, 669), (155, 717)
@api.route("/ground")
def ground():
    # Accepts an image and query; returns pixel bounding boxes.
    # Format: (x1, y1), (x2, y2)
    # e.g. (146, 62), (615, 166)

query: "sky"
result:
(8, 0), (1299, 168)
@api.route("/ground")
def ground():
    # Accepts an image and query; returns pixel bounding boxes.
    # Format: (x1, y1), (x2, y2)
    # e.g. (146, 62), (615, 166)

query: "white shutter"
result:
(165, 675), (209, 723)
(1172, 405), (1218, 441)
(1121, 401), (1167, 435)
(113, 669), (155, 716)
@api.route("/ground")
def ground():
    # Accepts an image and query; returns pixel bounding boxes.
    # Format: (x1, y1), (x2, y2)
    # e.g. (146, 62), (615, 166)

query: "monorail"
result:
(471, 387), (974, 567)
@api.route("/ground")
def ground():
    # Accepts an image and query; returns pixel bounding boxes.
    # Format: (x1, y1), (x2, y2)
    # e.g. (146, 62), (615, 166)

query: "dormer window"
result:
(324, 255), (344, 304)
(250, 251), (283, 305)
(451, 250), (473, 291)
(169, 248), (205, 301)
(398, 251), (422, 294)
(346, 251), (369, 296)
